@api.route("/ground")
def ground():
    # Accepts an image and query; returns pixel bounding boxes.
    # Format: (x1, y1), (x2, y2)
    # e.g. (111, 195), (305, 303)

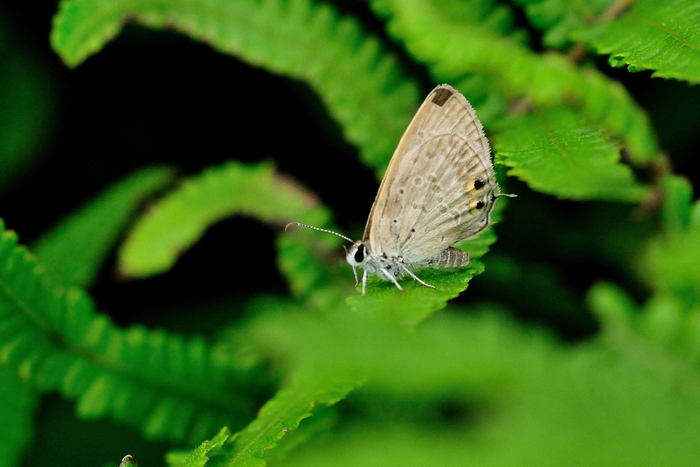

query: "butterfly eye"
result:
(354, 244), (366, 263)
(475, 200), (485, 210)
(474, 179), (485, 190)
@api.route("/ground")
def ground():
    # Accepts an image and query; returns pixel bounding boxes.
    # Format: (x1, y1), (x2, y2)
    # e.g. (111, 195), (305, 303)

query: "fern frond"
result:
(251, 306), (700, 466)
(219, 375), (358, 467)
(588, 282), (700, 391)
(660, 175), (693, 234)
(183, 303), (557, 466)
(119, 161), (331, 278)
(369, 0), (659, 165)
(0, 368), (37, 467)
(575, 0), (700, 84)
(641, 179), (700, 307)
(493, 108), (649, 202)
(50, 0), (420, 174)
(166, 427), (231, 467)
(33, 166), (174, 287)
(0, 220), (259, 442)
(511, 0), (613, 48)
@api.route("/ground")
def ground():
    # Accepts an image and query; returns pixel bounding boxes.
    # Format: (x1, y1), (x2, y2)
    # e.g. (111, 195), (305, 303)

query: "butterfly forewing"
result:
(364, 84), (498, 263)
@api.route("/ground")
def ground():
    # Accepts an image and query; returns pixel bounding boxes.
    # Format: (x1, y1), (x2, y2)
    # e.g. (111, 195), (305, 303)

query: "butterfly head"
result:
(346, 241), (368, 267)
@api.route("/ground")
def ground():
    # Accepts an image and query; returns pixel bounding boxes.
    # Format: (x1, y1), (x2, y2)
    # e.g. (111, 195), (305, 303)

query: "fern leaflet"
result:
(34, 166), (174, 287)
(575, 0), (700, 84)
(493, 108), (649, 202)
(0, 220), (260, 442)
(119, 161), (331, 278)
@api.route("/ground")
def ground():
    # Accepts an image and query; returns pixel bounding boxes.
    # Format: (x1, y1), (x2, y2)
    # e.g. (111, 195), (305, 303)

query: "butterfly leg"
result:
(400, 265), (435, 289)
(351, 265), (359, 287)
(361, 270), (368, 295)
(380, 268), (403, 291)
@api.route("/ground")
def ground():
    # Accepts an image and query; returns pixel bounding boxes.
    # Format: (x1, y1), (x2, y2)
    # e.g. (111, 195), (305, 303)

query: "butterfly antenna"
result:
(285, 222), (354, 243)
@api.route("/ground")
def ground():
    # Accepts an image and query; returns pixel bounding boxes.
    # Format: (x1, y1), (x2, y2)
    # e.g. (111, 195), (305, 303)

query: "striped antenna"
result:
(284, 222), (354, 243)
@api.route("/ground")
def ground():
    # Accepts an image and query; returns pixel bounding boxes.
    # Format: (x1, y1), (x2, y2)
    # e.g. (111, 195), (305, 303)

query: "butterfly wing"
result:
(364, 84), (499, 262)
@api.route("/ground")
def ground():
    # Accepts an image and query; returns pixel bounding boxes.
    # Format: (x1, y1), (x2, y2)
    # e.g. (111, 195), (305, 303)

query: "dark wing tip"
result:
(431, 86), (454, 106)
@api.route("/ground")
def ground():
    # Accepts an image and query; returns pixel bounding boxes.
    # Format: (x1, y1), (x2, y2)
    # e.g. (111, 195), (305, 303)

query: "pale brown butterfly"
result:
(287, 84), (511, 294)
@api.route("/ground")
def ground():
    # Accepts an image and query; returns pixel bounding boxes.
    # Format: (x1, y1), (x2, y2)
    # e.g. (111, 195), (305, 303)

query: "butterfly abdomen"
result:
(422, 247), (470, 268)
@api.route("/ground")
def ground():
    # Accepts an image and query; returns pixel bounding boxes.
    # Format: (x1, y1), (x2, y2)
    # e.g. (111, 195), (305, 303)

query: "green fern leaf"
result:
(166, 427), (231, 467)
(119, 161), (330, 278)
(50, 0), (419, 173)
(369, 0), (659, 165)
(0, 220), (258, 442)
(576, 0), (700, 84)
(588, 282), (700, 391)
(511, 0), (613, 48)
(0, 368), (37, 467)
(660, 174), (693, 234)
(194, 303), (554, 466)
(33, 166), (174, 287)
(218, 376), (358, 467)
(494, 108), (649, 202)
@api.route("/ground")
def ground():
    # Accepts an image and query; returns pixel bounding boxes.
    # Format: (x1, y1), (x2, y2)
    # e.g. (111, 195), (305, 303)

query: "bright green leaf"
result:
(660, 174), (693, 234)
(576, 0), (700, 84)
(119, 161), (330, 278)
(33, 166), (174, 287)
(219, 376), (358, 467)
(494, 108), (649, 202)
(166, 427), (231, 467)
(645, 215), (700, 306)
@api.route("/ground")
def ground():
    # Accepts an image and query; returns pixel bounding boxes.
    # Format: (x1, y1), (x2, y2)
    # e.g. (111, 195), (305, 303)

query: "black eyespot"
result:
(354, 244), (365, 263)
(474, 179), (485, 190)
(476, 201), (485, 210)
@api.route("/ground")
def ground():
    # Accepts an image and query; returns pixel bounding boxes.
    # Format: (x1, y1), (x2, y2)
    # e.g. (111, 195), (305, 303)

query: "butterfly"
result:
(287, 84), (510, 294)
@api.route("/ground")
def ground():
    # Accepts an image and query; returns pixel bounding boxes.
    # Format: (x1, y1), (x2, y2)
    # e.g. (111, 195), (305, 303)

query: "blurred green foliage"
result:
(1, 0), (699, 465)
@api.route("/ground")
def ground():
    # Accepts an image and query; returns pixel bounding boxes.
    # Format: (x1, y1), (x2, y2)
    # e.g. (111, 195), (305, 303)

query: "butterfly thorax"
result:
(346, 240), (470, 282)
(346, 241), (402, 277)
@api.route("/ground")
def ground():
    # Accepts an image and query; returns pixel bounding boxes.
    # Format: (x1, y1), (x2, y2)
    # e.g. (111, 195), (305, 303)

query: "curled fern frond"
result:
(119, 161), (331, 278)
(0, 220), (259, 442)
(369, 0), (660, 165)
(33, 166), (174, 287)
(50, 0), (420, 174)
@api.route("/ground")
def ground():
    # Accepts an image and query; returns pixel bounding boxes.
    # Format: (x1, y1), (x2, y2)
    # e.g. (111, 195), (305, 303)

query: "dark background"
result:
(2, 2), (700, 463)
